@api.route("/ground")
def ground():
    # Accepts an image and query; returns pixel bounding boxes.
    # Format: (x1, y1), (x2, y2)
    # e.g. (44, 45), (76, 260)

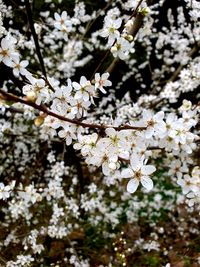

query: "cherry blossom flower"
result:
(0, 181), (15, 200)
(101, 17), (122, 46)
(111, 37), (132, 60)
(23, 79), (51, 105)
(142, 110), (166, 139)
(0, 36), (18, 66)
(58, 123), (77, 146)
(54, 11), (72, 31)
(121, 154), (156, 193)
(10, 58), (29, 77)
(94, 73), (112, 94)
(73, 76), (94, 102)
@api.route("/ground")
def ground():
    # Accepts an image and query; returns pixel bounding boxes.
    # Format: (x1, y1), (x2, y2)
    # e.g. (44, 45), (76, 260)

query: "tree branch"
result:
(0, 89), (146, 132)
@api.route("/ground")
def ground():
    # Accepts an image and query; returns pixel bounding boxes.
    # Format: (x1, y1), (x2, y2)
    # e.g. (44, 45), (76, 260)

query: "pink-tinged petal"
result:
(141, 176), (153, 191)
(141, 165), (156, 175)
(121, 168), (134, 178)
(127, 179), (139, 193)
(58, 130), (65, 138)
(66, 136), (72, 146)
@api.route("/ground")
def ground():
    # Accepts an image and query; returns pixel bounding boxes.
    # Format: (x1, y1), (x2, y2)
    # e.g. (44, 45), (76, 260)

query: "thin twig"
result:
(24, 0), (47, 78)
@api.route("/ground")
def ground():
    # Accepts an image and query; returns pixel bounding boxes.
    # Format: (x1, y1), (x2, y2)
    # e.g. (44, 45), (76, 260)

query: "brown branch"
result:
(0, 89), (146, 132)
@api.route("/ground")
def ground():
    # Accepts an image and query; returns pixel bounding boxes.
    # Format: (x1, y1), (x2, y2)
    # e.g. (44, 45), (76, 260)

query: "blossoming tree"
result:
(0, 0), (199, 266)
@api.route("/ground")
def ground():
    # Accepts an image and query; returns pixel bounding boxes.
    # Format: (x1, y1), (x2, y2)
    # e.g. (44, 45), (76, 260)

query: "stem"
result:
(24, 0), (47, 78)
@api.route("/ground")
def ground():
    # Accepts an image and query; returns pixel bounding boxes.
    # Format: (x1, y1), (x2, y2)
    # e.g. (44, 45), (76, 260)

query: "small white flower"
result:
(73, 76), (94, 102)
(94, 73), (112, 94)
(10, 58), (29, 77)
(111, 37), (131, 60)
(101, 17), (122, 46)
(121, 154), (156, 193)
(142, 110), (166, 138)
(54, 11), (72, 31)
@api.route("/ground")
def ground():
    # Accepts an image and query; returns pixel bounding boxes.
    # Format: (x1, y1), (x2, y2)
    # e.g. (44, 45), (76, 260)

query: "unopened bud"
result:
(109, 162), (117, 170)
(111, 45), (118, 53)
(34, 116), (44, 127)
(39, 112), (47, 118)
(26, 91), (36, 102)
(125, 19), (134, 31)
(139, 7), (151, 16)
(125, 34), (133, 42)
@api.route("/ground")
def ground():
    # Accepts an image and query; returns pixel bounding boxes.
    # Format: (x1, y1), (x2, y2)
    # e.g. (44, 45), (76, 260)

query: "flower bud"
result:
(34, 116), (44, 127)
(125, 34), (133, 42)
(111, 45), (118, 53)
(26, 91), (36, 102)
(125, 19), (133, 31)
(139, 7), (151, 16)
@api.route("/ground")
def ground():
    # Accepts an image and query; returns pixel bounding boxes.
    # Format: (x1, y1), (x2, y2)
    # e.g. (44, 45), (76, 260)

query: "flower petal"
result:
(130, 154), (143, 170)
(141, 176), (153, 191)
(121, 168), (134, 178)
(127, 179), (139, 193)
(141, 165), (156, 175)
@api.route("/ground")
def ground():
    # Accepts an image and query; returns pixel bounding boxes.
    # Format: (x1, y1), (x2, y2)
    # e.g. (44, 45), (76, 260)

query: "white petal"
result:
(94, 73), (100, 81)
(62, 11), (67, 20)
(102, 73), (109, 79)
(21, 60), (29, 67)
(130, 154), (142, 170)
(105, 127), (116, 137)
(80, 76), (87, 85)
(54, 13), (60, 21)
(99, 87), (107, 94)
(145, 128), (154, 139)
(141, 165), (156, 175)
(142, 110), (152, 121)
(72, 82), (81, 90)
(121, 168), (134, 178)
(141, 176), (153, 191)
(154, 111), (164, 121)
(127, 179), (139, 193)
